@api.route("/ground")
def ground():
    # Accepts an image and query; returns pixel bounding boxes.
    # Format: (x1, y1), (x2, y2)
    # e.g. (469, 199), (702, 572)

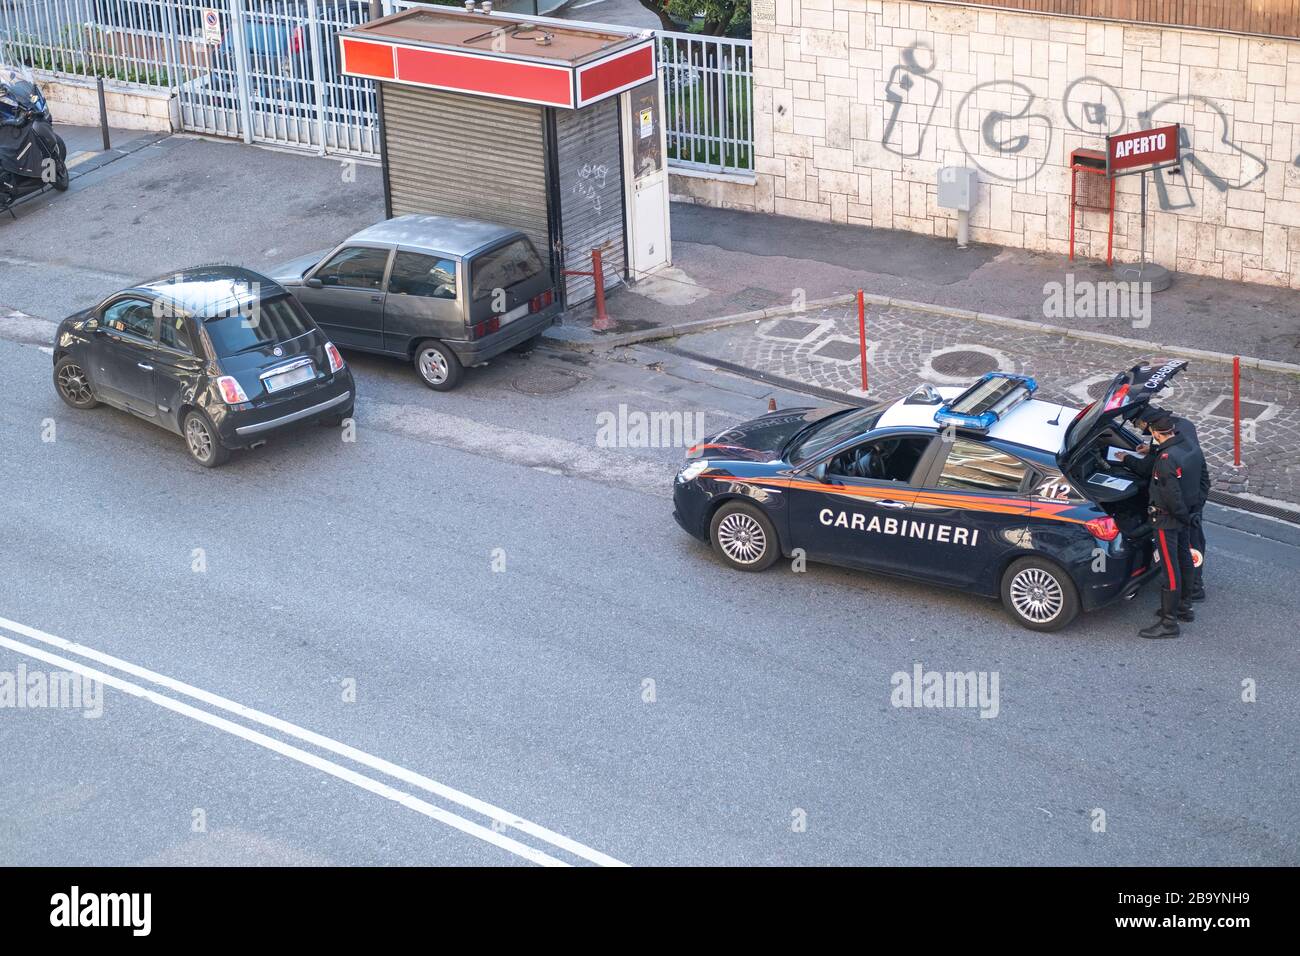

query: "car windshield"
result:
(790, 405), (886, 464)
(203, 295), (314, 355)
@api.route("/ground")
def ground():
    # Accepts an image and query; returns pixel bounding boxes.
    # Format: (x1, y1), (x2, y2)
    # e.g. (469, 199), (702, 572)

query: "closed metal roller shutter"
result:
(555, 97), (624, 306)
(382, 84), (552, 270)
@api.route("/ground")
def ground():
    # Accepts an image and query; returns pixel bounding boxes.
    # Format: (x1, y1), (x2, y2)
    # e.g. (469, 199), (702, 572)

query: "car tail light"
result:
(472, 316), (500, 339)
(1085, 516), (1119, 541)
(216, 375), (249, 405)
(528, 289), (555, 313)
(325, 341), (345, 373)
(1103, 384), (1130, 411)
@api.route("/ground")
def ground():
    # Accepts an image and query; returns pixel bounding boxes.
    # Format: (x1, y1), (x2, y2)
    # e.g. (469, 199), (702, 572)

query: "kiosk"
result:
(339, 5), (672, 307)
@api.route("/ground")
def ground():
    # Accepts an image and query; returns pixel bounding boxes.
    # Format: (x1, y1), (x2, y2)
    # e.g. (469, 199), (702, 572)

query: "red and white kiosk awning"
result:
(339, 7), (656, 110)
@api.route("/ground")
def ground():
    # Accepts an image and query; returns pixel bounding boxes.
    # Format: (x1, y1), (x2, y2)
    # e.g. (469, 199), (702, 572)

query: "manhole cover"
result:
(511, 368), (584, 396)
(1209, 397), (1269, 420)
(1087, 379), (1113, 400)
(731, 286), (785, 311)
(764, 318), (822, 341)
(812, 338), (862, 361)
(930, 350), (999, 377)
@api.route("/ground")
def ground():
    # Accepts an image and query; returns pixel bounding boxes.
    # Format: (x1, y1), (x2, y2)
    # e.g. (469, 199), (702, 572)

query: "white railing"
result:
(2, 2), (758, 174)
(657, 30), (753, 177)
(0, 0), (189, 87)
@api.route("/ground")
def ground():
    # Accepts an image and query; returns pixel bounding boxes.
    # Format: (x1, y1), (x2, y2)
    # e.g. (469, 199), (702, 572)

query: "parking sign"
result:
(203, 9), (222, 46)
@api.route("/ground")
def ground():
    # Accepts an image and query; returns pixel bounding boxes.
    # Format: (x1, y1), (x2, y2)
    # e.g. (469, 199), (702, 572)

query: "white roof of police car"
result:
(874, 387), (1077, 453)
(345, 214), (522, 258)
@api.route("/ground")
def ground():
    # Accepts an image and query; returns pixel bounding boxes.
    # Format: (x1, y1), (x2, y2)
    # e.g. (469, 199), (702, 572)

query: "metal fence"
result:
(658, 30), (753, 176)
(0, 0), (185, 86)
(1, 1), (757, 173)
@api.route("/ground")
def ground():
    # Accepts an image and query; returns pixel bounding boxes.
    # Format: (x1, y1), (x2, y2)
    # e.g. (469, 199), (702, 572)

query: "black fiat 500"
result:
(52, 266), (355, 467)
(673, 366), (1186, 631)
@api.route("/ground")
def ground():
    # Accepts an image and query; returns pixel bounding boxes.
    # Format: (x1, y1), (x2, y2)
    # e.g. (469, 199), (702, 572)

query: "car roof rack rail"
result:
(933, 372), (1037, 433)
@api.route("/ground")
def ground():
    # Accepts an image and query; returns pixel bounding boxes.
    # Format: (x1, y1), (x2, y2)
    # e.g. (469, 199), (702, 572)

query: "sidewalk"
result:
(567, 203), (1300, 366)
(667, 298), (1300, 507)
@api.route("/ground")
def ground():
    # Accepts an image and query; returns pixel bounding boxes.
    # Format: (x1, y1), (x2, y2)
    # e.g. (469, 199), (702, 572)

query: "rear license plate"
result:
(265, 362), (314, 393)
(501, 302), (529, 325)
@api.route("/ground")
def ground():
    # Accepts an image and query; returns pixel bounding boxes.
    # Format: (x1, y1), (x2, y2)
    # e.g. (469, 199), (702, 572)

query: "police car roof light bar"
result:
(933, 372), (1038, 433)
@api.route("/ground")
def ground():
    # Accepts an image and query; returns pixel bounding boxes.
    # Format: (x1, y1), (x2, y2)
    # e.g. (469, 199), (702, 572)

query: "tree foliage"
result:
(635, 0), (751, 37)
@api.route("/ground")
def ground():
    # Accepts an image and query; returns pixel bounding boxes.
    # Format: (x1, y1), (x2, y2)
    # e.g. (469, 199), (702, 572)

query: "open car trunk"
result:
(1058, 358), (1188, 537)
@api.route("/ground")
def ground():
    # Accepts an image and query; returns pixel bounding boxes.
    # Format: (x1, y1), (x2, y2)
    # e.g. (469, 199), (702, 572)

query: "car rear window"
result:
(203, 295), (314, 356)
(471, 238), (543, 301)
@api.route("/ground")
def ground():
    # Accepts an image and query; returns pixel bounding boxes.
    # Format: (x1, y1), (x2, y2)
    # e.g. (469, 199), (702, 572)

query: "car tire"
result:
(709, 501), (781, 572)
(183, 410), (231, 468)
(413, 340), (462, 391)
(53, 356), (98, 409)
(1000, 557), (1079, 632)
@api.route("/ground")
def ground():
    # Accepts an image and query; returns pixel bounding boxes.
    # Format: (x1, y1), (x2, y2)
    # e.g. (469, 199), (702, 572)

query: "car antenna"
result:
(1048, 403), (1064, 426)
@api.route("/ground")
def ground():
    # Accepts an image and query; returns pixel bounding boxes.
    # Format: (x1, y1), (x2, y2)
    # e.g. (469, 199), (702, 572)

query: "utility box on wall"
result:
(937, 167), (977, 212)
(340, 5), (670, 307)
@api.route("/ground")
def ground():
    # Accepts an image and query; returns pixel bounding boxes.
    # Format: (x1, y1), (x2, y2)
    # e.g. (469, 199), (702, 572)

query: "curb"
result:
(545, 293), (857, 351)
(549, 291), (1300, 376)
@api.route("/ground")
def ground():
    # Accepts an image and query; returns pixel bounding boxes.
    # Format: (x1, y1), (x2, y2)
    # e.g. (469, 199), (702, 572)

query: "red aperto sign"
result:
(339, 35), (656, 111)
(1106, 124), (1181, 176)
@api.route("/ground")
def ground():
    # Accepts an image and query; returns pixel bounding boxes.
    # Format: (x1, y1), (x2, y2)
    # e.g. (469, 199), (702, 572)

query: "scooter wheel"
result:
(53, 161), (69, 191)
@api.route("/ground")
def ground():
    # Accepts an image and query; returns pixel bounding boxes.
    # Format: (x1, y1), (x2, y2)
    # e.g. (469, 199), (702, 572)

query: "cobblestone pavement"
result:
(672, 303), (1300, 506)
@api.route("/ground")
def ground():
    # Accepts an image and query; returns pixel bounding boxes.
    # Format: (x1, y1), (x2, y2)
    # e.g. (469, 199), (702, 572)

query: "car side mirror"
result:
(304, 277), (323, 289)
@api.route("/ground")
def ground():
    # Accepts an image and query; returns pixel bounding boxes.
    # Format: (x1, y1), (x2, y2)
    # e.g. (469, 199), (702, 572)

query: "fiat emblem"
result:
(273, 346), (283, 356)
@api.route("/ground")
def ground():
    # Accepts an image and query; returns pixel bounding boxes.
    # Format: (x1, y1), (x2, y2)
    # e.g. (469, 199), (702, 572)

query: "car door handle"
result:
(137, 362), (153, 371)
(370, 294), (383, 303)
(877, 500), (908, 509)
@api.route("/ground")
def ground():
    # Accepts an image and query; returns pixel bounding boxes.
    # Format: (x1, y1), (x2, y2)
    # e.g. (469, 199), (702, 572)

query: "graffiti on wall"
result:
(879, 49), (1270, 212)
(1137, 96), (1268, 210)
(882, 42), (942, 158)
(573, 162), (610, 215)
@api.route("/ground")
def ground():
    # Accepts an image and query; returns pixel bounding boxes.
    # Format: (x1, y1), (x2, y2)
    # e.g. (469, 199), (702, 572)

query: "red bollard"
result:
(857, 289), (868, 392)
(1233, 355), (1242, 467)
(591, 248), (611, 333)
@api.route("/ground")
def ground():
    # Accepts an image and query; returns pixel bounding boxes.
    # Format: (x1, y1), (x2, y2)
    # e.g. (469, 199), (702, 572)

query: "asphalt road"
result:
(1, 129), (1296, 867)
(0, 329), (1297, 866)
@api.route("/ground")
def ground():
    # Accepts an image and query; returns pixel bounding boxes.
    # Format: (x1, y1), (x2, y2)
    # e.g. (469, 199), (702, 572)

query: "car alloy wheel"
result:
(715, 511), (768, 566)
(1008, 567), (1064, 624)
(418, 347), (449, 386)
(56, 362), (93, 405)
(186, 415), (216, 463)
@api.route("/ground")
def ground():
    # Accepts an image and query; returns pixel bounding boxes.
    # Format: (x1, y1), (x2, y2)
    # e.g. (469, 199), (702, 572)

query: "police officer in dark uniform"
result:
(1137, 413), (1201, 639)
(1119, 405), (1210, 600)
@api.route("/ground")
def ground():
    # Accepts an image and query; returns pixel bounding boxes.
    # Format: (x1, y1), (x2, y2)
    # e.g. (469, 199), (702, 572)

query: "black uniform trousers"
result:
(1155, 524), (1195, 601)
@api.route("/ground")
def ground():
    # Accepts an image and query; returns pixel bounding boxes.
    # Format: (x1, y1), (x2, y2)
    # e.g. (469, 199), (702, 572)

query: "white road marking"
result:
(0, 615), (628, 867)
(571, 0), (608, 7)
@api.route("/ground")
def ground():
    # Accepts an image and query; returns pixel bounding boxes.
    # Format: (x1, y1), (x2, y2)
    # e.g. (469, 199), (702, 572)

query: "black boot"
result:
(1188, 569), (1206, 602)
(1176, 602), (1194, 622)
(1140, 591), (1181, 639)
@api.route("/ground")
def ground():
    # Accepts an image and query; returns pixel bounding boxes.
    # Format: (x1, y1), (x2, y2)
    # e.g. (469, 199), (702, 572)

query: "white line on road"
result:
(571, 0), (608, 7)
(0, 614), (628, 867)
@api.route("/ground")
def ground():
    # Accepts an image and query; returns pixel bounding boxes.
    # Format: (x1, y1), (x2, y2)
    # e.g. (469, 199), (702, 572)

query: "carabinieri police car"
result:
(673, 362), (1187, 631)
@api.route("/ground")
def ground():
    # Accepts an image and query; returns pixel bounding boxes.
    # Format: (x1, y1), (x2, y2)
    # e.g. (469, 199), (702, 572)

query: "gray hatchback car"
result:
(272, 214), (562, 390)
